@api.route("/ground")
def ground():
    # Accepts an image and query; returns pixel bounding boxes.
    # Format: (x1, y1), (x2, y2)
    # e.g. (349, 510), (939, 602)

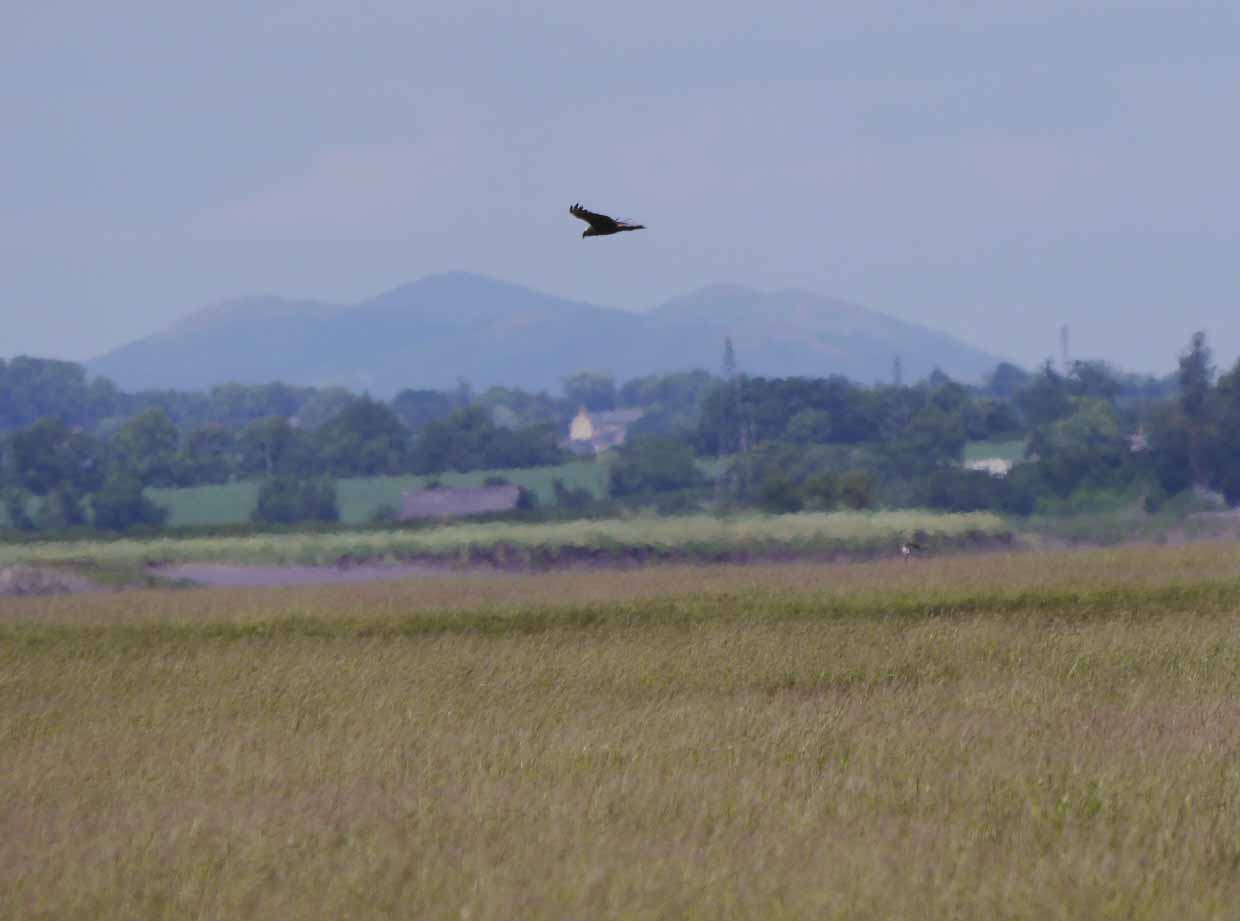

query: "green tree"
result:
(1029, 399), (1132, 496)
(0, 357), (95, 430)
(970, 399), (1022, 440)
(112, 408), (181, 486)
(882, 406), (966, 477)
(921, 468), (1007, 513)
(238, 417), (309, 477)
(926, 376), (970, 415)
(784, 408), (832, 445)
(115, 388), (212, 432)
(1200, 358), (1240, 504)
(609, 436), (704, 497)
(391, 388), (457, 434)
(626, 371), (718, 412)
(720, 337), (741, 456)
(296, 387), (360, 429)
(208, 382), (310, 427)
(484, 424), (564, 469)
(7, 418), (106, 497)
(1068, 360), (1121, 402)
(180, 424), (238, 484)
(36, 485), (87, 530)
(1178, 331), (1215, 484)
(477, 386), (570, 429)
(757, 471), (803, 513)
(410, 407), (563, 474)
(315, 397), (409, 476)
(618, 371), (716, 439)
(986, 362), (1032, 400)
(1178, 331), (1214, 424)
(92, 470), (169, 530)
(411, 407), (493, 474)
(563, 372), (616, 411)
(252, 476), (339, 525)
(838, 469), (875, 510)
(1145, 405), (1194, 497)
(803, 473), (838, 509)
(1017, 362), (1072, 426)
(552, 478), (593, 511)
(2, 487), (34, 531)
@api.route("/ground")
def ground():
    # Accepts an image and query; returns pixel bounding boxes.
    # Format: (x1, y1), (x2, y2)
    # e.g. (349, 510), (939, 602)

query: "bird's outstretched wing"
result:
(570, 203), (620, 233)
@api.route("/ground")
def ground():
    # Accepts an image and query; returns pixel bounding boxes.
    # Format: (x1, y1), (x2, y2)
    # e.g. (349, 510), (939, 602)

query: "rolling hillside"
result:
(88, 272), (1003, 393)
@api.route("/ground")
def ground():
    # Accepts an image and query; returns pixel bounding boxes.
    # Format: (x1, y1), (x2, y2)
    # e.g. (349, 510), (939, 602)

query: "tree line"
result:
(3, 335), (1229, 532)
(684, 343), (1199, 517)
(0, 361), (716, 530)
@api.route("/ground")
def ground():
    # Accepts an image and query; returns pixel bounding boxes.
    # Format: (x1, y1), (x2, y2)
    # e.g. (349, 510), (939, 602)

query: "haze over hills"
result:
(87, 273), (1005, 395)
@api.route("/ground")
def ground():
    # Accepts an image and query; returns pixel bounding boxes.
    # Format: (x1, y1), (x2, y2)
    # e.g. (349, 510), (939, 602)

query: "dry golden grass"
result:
(4, 544), (1240, 919)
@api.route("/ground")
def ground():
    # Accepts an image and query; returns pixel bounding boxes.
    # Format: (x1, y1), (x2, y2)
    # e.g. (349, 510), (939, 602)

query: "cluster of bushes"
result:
(253, 476), (339, 525)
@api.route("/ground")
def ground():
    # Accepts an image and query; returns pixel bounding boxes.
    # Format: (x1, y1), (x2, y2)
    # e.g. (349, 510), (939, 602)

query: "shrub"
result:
(838, 470), (875, 510)
(758, 472), (803, 514)
(368, 502), (400, 525)
(253, 476), (340, 525)
(2, 488), (34, 531)
(610, 436), (705, 497)
(35, 486), (87, 530)
(654, 491), (701, 516)
(92, 470), (169, 531)
(922, 468), (1006, 513)
(553, 478), (594, 511)
(802, 473), (838, 510)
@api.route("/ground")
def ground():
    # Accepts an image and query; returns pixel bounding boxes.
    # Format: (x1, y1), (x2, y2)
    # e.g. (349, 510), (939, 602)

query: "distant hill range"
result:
(88, 272), (1004, 394)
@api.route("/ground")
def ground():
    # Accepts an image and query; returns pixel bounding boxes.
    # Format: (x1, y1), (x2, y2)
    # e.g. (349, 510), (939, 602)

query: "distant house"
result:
(562, 406), (644, 455)
(964, 458), (1013, 478)
(399, 484), (522, 521)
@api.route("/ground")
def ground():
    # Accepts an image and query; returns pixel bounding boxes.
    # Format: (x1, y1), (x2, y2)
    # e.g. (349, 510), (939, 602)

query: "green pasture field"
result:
(2, 453), (997, 531)
(143, 480), (261, 527)
(962, 437), (1027, 464)
(0, 509), (1006, 570)
(143, 459), (612, 527)
(4, 543), (1240, 919)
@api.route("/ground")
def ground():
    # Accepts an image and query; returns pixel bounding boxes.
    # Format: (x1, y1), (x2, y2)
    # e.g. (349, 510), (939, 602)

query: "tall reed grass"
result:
(0, 510), (1006, 569)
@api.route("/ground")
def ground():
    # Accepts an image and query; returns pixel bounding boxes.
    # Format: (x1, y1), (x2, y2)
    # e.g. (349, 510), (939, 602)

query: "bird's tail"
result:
(620, 224), (646, 231)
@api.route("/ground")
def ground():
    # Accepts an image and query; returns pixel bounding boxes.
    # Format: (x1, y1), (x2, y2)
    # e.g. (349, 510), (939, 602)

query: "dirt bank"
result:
(151, 532), (1017, 588)
(0, 565), (99, 597)
(153, 561), (494, 589)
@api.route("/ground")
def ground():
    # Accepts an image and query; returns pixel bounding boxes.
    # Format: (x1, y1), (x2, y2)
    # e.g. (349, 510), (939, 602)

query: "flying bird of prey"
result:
(569, 203), (646, 237)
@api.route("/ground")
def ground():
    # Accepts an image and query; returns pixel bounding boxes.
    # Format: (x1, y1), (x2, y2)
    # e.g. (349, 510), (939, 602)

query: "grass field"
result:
(0, 509), (1006, 569)
(142, 459), (613, 527)
(4, 543), (1240, 918)
(3, 449), (1003, 531)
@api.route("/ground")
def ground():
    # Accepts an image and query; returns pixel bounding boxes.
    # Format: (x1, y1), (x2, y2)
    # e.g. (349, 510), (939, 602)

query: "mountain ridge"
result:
(87, 272), (1005, 394)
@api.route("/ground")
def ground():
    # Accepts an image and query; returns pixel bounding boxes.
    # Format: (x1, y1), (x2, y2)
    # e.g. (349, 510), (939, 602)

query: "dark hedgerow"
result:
(252, 476), (340, 525)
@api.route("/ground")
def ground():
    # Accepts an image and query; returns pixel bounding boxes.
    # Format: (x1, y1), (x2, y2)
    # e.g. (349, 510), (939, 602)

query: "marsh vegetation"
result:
(0, 509), (1007, 571)
(4, 544), (1240, 918)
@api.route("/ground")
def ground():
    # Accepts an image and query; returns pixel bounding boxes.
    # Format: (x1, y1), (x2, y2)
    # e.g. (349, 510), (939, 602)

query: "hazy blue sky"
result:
(3, 1), (1238, 373)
